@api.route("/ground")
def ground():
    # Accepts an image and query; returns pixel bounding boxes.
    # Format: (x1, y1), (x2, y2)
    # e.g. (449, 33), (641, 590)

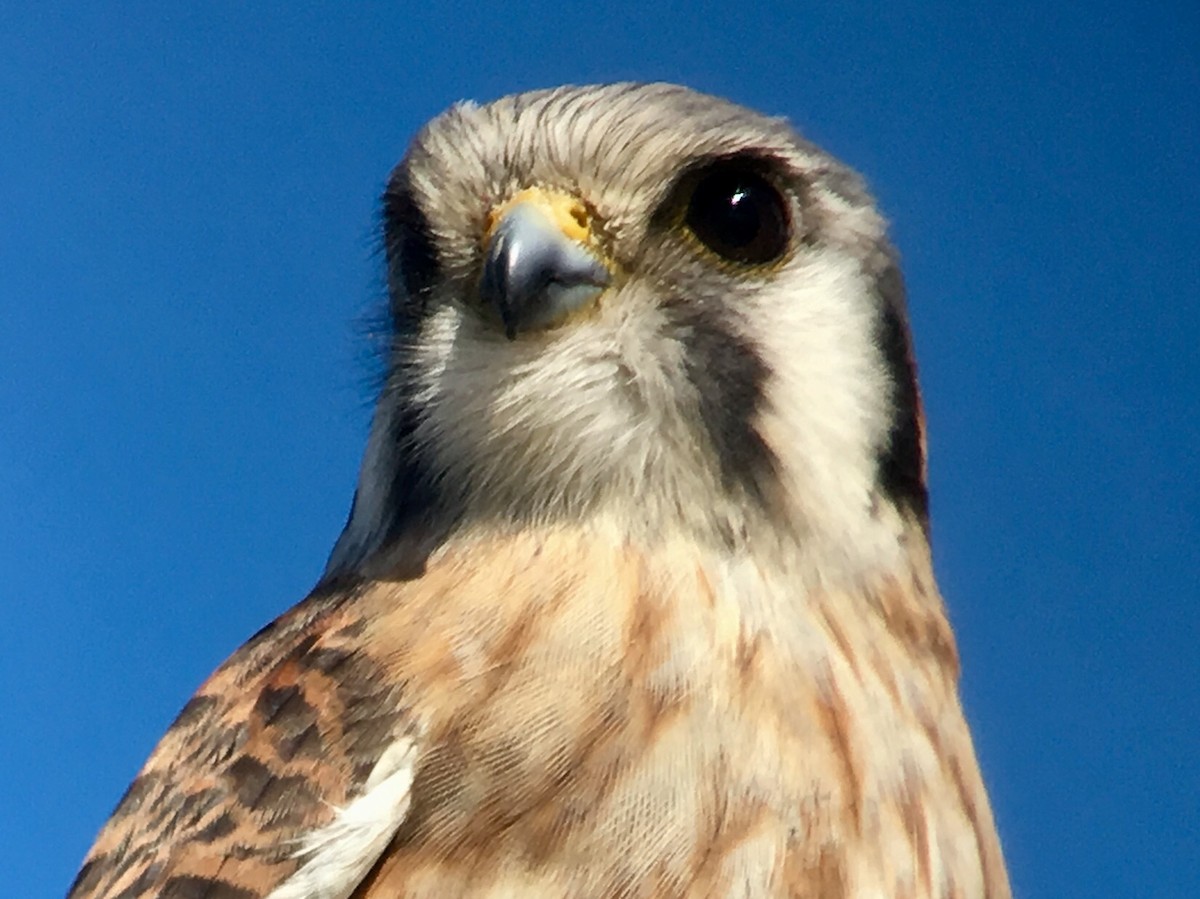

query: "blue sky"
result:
(3, 3), (1197, 896)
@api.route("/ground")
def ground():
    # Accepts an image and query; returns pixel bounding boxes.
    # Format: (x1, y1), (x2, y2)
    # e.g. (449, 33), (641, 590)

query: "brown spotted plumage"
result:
(69, 592), (413, 898)
(70, 83), (1010, 898)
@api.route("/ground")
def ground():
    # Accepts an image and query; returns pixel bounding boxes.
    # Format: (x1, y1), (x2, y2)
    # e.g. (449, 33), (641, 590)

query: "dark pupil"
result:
(686, 169), (788, 265)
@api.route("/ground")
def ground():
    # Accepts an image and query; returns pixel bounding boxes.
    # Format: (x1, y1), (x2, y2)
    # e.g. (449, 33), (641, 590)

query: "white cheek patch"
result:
(748, 251), (902, 565)
(266, 737), (418, 899)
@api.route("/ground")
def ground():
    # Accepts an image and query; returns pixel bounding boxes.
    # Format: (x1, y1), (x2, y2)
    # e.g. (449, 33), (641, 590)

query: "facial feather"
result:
(329, 83), (919, 583)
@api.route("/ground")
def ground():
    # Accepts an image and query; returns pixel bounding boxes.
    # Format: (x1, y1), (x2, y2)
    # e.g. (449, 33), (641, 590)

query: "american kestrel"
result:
(68, 83), (1010, 898)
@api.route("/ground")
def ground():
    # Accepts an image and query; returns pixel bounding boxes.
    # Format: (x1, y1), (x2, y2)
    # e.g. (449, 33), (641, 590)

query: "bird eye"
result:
(684, 165), (790, 265)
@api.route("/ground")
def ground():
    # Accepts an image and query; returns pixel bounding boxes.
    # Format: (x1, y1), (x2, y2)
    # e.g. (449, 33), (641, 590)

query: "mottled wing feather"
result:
(68, 583), (417, 899)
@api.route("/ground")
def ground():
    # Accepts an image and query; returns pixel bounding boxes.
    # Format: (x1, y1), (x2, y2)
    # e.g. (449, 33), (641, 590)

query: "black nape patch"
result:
(374, 398), (446, 570)
(319, 388), (448, 588)
(382, 170), (440, 328)
(667, 303), (781, 509)
(873, 262), (929, 525)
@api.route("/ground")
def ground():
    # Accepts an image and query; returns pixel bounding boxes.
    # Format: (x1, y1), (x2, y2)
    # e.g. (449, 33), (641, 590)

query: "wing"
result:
(67, 580), (421, 899)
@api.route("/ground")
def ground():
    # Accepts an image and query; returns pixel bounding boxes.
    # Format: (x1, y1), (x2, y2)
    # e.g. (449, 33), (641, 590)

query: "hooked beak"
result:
(480, 189), (611, 339)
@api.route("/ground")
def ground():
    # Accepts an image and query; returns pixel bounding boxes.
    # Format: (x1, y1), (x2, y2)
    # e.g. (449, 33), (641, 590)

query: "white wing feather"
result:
(266, 737), (418, 899)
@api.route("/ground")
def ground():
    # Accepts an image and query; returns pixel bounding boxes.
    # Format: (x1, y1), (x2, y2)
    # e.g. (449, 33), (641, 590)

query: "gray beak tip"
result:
(481, 203), (610, 337)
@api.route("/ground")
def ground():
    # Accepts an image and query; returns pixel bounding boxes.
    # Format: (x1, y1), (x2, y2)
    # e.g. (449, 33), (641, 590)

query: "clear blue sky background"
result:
(3, 3), (1196, 896)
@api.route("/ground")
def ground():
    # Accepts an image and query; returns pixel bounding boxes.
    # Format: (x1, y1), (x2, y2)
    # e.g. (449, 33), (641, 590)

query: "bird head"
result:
(326, 83), (926, 581)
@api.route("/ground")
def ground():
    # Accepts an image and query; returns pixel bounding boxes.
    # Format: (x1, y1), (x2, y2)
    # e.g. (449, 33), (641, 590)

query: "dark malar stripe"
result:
(668, 302), (782, 512)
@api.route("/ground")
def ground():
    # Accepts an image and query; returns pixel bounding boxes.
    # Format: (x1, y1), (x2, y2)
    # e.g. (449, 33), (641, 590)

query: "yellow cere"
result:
(486, 187), (592, 244)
